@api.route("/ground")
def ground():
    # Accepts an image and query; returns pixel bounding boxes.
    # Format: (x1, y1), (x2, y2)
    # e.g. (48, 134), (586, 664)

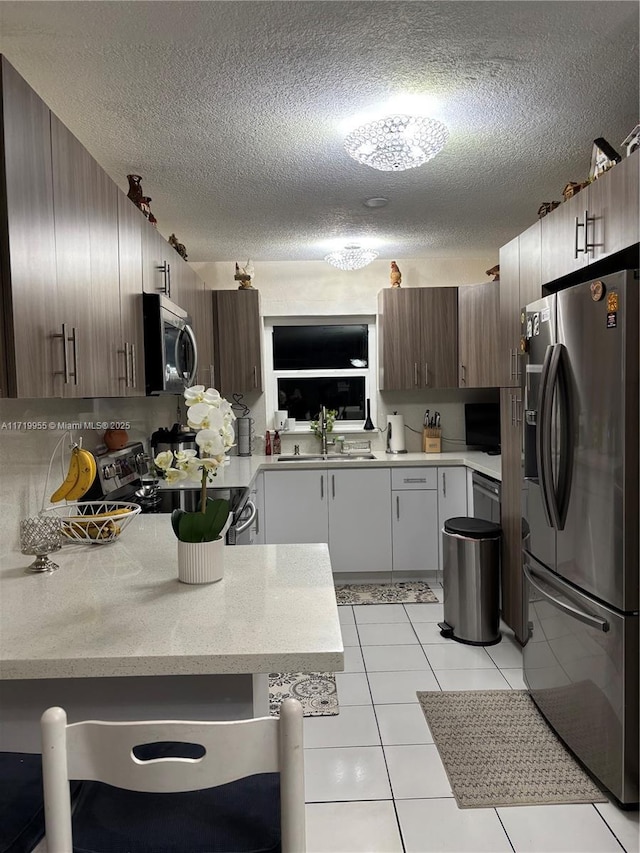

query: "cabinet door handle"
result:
(253, 365), (257, 388)
(130, 343), (137, 389)
(320, 475), (324, 500)
(510, 349), (516, 379)
(166, 262), (171, 298)
(70, 327), (78, 385)
(442, 471), (446, 497)
(574, 215), (582, 258)
(117, 343), (130, 387)
(54, 323), (71, 384)
(460, 364), (466, 385)
(584, 209), (595, 255)
(424, 362), (429, 387)
(157, 262), (169, 294)
(414, 363), (418, 386)
(331, 474), (335, 500)
(396, 495), (400, 520)
(511, 394), (517, 427)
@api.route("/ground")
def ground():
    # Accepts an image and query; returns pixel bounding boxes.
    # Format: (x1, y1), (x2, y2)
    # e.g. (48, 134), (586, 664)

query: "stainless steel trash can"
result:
(439, 517), (501, 646)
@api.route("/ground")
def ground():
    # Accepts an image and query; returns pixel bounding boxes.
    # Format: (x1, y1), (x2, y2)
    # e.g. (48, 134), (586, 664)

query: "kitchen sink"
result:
(277, 453), (376, 462)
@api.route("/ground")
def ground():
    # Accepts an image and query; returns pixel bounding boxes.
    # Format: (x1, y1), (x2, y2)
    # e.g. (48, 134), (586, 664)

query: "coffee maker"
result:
(150, 424), (197, 457)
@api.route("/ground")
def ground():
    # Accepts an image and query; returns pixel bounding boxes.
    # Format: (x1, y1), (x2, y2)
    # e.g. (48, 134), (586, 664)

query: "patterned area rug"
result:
(269, 672), (339, 717)
(335, 581), (438, 605)
(417, 690), (606, 808)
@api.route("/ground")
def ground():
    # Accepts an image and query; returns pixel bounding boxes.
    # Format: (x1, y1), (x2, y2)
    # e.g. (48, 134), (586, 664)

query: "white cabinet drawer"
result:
(391, 467), (437, 490)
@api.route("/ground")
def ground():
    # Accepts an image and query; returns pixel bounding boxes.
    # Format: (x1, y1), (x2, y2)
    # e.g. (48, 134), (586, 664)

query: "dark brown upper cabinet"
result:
(458, 281), (501, 388)
(211, 289), (263, 395)
(377, 287), (458, 391)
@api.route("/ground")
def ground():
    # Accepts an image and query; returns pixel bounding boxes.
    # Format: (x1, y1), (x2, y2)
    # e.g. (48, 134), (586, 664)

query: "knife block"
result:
(422, 427), (442, 453)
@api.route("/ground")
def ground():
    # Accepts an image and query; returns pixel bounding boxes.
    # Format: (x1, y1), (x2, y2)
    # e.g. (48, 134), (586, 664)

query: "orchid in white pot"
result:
(154, 386), (236, 544)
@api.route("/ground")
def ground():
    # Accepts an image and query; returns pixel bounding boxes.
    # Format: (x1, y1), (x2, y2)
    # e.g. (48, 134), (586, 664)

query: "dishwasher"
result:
(471, 471), (501, 525)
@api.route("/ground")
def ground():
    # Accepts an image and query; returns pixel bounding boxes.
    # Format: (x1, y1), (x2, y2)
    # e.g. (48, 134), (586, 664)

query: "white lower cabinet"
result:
(437, 466), (468, 571)
(328, 468), (391, 572)
(263, 470), (328, 544)
(263, 468), (391, 572)
(391, 468), (439, 573)
(263, 465), (470, 576)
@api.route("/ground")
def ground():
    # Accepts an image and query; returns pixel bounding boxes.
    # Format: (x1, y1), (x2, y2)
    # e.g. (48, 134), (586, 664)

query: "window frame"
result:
(263, 316), (378, 432)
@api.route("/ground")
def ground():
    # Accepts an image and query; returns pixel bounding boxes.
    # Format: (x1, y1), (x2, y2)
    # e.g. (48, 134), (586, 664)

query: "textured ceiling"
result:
(0, 1), (638, 262)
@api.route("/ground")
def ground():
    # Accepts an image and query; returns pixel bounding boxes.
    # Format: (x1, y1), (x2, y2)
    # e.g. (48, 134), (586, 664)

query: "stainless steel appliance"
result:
(142, 294), (198, 394)
(90, 442), (256, 545)
(522, 270), (639, 805)
(471, 471), (501, 525)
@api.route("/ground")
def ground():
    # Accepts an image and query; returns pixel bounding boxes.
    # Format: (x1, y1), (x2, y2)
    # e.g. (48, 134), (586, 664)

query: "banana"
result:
(50, 447), (81, 503)
(64, 448), (96, 502)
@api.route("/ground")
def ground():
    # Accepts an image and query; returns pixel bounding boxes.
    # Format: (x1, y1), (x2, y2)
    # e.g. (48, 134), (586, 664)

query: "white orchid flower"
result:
(164, 467), (188, 484)
(186, 401), (215, 428)
(201, 458), (222, 472)
(184, 385), (206, 406)
(202, 388), (222, 405)
(196, 429), (225, 456)
(154, 450), (174, 470)
(174, 448), (197, 462)
(223, 423), (236, 449)
(178, 457), (204, 483)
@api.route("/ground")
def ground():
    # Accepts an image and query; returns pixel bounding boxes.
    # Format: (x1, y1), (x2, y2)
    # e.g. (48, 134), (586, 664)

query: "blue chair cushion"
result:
(0, 752), (44, 853)
(70, 772), (281, 853)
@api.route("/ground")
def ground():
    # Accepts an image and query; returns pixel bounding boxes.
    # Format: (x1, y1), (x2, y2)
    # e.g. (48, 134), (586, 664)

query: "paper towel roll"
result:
(387, 414), (406, 453)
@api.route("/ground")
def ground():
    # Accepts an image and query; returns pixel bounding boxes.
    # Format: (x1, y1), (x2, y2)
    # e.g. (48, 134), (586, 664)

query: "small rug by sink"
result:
(269, 672), (339, 717)
(417, 690), (606, 808)
(335, 581), (438, 605)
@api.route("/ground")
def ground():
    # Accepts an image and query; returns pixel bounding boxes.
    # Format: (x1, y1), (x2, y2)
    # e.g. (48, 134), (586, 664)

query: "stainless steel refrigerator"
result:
(522, 270), (639, 806)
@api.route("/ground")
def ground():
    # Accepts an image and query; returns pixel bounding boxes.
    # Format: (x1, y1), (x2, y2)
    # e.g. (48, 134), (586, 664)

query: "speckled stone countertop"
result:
(1, 517), (343, 681)
(160, 451), (502, 491)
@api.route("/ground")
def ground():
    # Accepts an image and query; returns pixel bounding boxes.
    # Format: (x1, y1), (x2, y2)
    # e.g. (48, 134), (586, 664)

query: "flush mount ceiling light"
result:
(324, 245), (379, 271)
(363, 197), (389, 208)
(345, 114), (449, 172)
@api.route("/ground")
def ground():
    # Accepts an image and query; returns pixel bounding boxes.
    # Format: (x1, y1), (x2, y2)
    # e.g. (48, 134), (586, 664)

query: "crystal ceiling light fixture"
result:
(324, 245), (379, 271)
(344, 114), (449, 172)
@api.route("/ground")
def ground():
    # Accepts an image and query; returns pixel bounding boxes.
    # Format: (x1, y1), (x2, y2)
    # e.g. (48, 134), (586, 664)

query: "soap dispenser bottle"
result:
(273, 430), (281, 455)
(265, 430), (272, 456)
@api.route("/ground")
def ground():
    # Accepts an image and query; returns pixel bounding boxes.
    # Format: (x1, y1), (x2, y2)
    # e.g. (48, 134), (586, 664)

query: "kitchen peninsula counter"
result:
(0, 519), (343, 750)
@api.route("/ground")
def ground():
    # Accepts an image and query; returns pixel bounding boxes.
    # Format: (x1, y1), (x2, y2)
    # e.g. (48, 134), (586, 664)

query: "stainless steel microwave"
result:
(142, 294), (198, 394)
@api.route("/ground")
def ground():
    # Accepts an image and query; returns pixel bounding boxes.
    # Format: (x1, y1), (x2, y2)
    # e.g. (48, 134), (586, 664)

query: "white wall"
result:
(192, 256), (498, 452)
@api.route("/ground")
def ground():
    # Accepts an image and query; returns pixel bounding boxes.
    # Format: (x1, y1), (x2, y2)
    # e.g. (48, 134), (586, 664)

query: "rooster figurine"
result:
(234, 259), (255, 289)
(390, 261), (402, 288)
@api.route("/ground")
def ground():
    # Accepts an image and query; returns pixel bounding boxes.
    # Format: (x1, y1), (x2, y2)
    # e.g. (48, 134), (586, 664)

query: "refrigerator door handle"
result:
(536, 344), (557, 528)
(523, 562), (610, 633)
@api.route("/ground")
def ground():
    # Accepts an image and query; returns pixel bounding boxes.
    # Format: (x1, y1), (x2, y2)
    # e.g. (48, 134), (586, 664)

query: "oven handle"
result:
(233, 499), (256, 535)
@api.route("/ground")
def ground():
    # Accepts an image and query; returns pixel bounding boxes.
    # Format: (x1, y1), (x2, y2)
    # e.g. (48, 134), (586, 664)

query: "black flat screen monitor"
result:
(464, 403), (501, 453)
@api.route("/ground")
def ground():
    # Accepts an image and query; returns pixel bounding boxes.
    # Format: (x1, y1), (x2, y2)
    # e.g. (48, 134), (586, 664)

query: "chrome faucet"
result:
(319, 404), (328, 455)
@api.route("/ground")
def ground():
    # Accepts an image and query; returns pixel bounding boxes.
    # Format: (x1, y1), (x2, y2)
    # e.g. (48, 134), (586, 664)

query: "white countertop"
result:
(162, 451), (501, 491)
(1, 517), (344, 681)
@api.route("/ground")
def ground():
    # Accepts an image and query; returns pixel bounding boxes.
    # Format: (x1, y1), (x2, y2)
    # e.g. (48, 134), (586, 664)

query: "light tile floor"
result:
(304, 585), (639, 853)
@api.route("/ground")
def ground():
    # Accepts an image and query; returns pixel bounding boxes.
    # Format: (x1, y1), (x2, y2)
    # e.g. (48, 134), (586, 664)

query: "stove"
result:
(89, 442), (256, 542)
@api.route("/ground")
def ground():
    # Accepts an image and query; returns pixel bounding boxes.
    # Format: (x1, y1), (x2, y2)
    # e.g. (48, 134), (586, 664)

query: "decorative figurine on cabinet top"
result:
(126, 174), (144, 207)
(485, 264), (500, 281)
(234, 260), (255, 289)
(169, 234), (188, 260)
(621, 124), (639, 158)
(390, 261), (402, 287)
(589, 138), (622, 181)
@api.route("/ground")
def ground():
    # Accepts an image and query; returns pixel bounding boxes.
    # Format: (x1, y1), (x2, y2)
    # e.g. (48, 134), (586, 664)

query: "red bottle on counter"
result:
(265, 430), (272, 455)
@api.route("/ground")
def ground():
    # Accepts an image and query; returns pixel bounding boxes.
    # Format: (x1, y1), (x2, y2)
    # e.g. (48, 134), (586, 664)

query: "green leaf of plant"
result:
(178, 498), (230, 543)
(171, 509), (184, 539)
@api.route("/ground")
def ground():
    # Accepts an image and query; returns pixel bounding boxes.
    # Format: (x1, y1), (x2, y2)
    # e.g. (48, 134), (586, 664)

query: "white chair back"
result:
(41, 698), (305, 853)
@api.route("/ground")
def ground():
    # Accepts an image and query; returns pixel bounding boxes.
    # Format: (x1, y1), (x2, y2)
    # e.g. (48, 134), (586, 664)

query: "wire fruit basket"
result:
(41, 502), (141, 544)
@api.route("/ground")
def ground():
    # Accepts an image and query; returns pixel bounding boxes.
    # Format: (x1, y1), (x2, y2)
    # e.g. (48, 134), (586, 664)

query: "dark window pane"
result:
(277, 378), (365, 421)
(273, 325), (368, 369)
